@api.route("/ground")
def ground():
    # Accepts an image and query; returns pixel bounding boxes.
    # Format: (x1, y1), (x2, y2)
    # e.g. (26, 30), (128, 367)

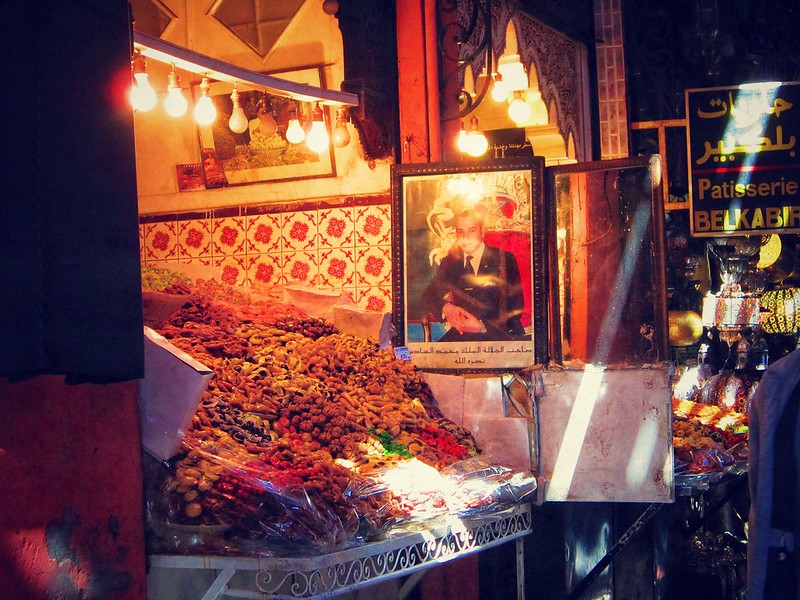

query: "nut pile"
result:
(146, 281), (482, 551)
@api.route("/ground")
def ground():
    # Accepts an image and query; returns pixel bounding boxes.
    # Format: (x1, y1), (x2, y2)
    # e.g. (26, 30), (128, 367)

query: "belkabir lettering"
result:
(694, 205), (800, 232)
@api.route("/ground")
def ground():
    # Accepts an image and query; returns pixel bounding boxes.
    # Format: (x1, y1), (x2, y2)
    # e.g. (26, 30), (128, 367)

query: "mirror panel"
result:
(547, 156), (668, 365)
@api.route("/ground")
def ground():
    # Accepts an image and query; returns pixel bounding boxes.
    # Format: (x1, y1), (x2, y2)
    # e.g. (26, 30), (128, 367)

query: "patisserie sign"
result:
(686, 81), (800, 237)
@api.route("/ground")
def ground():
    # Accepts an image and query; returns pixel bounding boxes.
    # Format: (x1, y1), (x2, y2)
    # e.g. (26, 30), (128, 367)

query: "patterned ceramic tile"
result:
(282, 210), (318, 252)
(318, 206), (355, 249)
(139, 224), (146, 264)
(247, 253), (283, 287)
(143, 220), (178, 262)
(339, 286), (357, 306)
(356, 285), (392, 313)
(212, 216), (247, 257)
(282, 251), (319, 286)
(178, 217), (212, 260)
(214, 255), (248, 287)
(354, 245), (392, 287)
(355, 204), (391, 246)
(318, 247), (356, 288)
(175, 256), (214, 270)
(246, 213), (282, 254)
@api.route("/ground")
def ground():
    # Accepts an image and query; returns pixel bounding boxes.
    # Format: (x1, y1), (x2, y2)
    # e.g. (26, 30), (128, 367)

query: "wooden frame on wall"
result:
(391, 157), (548, 372)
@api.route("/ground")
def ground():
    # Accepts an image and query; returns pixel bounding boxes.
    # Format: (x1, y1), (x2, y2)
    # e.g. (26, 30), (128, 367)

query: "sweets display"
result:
(670, 358), (752, 477)
(142, 270), (536, 555)
(672, 398), (748, 476)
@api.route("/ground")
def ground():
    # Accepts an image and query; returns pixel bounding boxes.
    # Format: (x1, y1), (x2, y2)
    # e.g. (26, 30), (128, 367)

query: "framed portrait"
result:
(194, 66), (336, 186)
(391, 157), (548, 371)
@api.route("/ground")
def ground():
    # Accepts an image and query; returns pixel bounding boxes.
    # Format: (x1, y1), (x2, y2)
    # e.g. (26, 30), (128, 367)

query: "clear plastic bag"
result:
(440, 457), (538, 512)
(148, 438), (405, 555)
(345, 456), (538, 525)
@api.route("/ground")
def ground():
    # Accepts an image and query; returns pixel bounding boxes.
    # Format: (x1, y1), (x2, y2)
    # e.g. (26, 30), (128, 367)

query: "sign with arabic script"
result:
(686, 81), (800, 237)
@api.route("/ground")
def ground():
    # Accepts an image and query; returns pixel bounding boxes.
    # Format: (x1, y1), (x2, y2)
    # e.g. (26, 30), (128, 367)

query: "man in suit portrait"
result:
(420, 209), (526, 342)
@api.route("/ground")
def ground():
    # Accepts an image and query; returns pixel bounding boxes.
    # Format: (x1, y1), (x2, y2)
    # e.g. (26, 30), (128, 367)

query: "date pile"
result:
(147, 283), (487, 553)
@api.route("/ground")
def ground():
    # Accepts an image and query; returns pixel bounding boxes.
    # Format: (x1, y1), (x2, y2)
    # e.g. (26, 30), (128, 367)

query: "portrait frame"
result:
(194, 66), (336, 186)
(391, 157), (548, 372)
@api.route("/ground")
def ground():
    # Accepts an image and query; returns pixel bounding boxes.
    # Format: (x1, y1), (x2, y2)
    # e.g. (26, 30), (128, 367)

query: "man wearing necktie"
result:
(421, 209), (526, 342)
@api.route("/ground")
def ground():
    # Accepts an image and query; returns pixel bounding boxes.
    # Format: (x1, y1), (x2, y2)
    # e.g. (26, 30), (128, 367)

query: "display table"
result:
(149, 503), (532, 599)
(675, 463), (748, 496)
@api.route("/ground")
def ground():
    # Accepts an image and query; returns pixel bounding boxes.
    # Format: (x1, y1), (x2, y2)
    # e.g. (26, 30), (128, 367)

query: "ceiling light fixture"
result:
(133, 31), (358, 108)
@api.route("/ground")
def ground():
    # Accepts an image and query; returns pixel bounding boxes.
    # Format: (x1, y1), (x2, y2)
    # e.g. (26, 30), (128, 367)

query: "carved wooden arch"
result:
(456, 0), (590, 162)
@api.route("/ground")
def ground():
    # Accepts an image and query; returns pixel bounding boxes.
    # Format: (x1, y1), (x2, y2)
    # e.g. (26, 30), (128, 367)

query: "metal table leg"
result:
(516, 537), (525, 600)
(399, 570), (428, 600)
(201, 566), (237, 600)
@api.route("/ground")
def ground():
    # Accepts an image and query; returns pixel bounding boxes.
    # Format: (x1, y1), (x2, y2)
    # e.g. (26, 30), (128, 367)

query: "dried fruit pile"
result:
(143, 276), (510, 554)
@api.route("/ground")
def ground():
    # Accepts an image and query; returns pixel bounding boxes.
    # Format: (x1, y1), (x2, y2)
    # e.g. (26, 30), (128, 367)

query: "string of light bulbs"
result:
(128, 48), (353, 152)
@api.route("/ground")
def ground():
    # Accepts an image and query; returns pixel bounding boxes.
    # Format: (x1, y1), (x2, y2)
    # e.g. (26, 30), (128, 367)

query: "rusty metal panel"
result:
(536, 365), (674, 503)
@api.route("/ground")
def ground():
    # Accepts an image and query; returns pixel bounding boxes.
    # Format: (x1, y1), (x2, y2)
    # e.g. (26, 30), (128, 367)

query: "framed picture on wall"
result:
(391, 157), (548, 371)
(194, 66), (336, 186)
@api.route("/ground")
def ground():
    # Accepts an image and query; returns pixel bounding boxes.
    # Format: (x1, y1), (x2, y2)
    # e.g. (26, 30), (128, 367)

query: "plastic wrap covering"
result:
(145, 445), (538, 555)
(344, 457), (537, 525)
(146, 438), (405, 556)
(440, 458), (538, 509)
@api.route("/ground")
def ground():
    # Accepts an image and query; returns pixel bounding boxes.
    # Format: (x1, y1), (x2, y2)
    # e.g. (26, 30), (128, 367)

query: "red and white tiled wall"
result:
(139, 195), (393, 313)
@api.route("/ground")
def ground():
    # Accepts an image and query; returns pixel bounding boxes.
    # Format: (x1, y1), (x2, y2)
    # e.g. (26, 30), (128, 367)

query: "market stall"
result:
(138, 151), (681, 599)
(139, 267), (540, 598)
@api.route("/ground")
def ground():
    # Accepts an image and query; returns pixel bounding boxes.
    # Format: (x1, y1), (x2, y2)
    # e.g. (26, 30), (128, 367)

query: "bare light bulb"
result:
(285, 108), (306, 144)
(331, 108), (351, 147)
(464, 116), (489, 157)
(508, 91), (532, 125)
(490, 73), (509, 103)
(332, 121), (350, 147)
(465, 131), (489, 157)
(229, 107), (248, 133)
(164, 67), (188, 117)
(193, 76), (217, 126)
(306, 103), (330, 153)
(258, 109), (277, 136)
(497, 54), (529, 91)
(228, 84), (248, 133)
(457, 121), (469, 154)
(130, 50), (157, 112)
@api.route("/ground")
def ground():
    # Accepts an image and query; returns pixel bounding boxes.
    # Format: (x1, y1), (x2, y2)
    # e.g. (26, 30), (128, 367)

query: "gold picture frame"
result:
(391, 157), (548, 372)
(194, 66), (336, 186)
